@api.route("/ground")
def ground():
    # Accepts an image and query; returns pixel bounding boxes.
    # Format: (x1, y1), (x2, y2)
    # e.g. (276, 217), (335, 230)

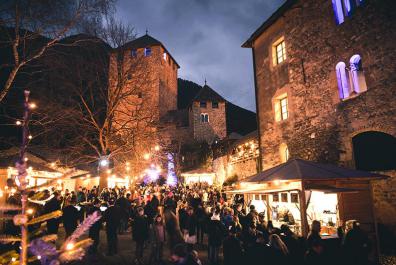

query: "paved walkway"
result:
(59, 228), (212, 265)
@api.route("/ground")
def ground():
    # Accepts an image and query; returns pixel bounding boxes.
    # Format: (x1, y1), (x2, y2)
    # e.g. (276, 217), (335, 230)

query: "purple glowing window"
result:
(336, 61), (351, 99)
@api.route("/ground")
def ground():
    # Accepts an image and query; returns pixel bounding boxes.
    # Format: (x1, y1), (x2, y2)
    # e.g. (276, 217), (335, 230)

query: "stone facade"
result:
(191, 100), (226, 143)
(212, 132), (260, 185)
(245, 0), (396, 231)
(247, 0), (396, 169)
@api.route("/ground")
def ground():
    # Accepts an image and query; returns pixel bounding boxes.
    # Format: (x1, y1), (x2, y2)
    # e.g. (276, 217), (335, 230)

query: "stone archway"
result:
(352, 131), (396, 171)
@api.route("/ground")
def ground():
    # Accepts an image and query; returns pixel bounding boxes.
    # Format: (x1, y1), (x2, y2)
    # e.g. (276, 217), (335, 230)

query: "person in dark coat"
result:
(196, 204), (206, 245)
(116, 194), (130, 234)
(207, 211), (226, 265)
(88, 200), (102, 254)
(44, 192), (61, 235)
(307, 220), (322, 250)
(102, 199), (121, 256)
(223, 227), (243, 265)
(132, 207), (149, 264)
(184, 207), (198, 247)
(62, 198), (79, 238)
(164, 193), (177, 213)
(164, 208), (184, 250)
(343, 221), (371, 265)
(305, 239), (326, 265)
(150, 195), (160, 215)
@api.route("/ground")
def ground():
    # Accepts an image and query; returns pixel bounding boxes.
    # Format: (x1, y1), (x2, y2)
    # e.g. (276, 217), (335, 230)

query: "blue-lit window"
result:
(332, 0), (365, 25)
(336, 54), (367, 99)
(144, 47), (151, 56)
(131, 49), (137, 57)
(200, 101), (207, 108)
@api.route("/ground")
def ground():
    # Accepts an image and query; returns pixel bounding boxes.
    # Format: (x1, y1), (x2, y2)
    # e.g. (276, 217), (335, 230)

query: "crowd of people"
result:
(3, 182), (374, 265)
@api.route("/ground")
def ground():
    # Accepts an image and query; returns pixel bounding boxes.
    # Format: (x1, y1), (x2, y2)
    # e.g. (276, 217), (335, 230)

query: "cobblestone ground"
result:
(56, 227), (395, 265)
(57, 227), (212, 265)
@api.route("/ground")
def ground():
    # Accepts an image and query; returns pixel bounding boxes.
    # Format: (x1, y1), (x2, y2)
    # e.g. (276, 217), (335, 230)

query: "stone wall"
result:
(250, 0), (396, 231)
(252, 0), (396, 170)
(372, 171), (396, 233)
(191, 101), (226, 143)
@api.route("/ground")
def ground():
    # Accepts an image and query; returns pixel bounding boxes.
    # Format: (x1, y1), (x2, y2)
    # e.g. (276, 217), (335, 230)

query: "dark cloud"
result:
(116, 0), (285, 111)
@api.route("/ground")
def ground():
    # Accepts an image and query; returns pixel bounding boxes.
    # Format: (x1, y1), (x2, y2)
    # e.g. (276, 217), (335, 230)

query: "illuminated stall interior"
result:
(0, 148), (88, 195)
(181, 169), (216, 185)
(228, 158), (387, 238)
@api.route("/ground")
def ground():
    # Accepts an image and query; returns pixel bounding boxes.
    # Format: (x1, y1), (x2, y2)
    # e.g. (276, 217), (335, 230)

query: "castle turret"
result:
(190, 82), (226, 143)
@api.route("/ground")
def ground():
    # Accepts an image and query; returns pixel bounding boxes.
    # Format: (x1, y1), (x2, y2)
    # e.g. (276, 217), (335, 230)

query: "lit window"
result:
(144, 47), (151, 56)
(200, 101), (207, 108)
(131, 49), (137, 57)
(274, 94), (288, 122)
(349, 54), (367, 94)
(272, 37), (286, 65)
(332, 0), (365, 25)
(200, 113), (209, 123)
(336, 54), (367, 99)
(336, 62), (352, 99)
(280, 143), (289, 163)
(212, 102), (219, 108)
(273, 194), (279, 202)
(163, 52), (167, 61)
(280, 97), (288, 120)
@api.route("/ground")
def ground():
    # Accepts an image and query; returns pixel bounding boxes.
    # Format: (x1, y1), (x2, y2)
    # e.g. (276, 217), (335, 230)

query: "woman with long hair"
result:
(268, 234), (289, 265)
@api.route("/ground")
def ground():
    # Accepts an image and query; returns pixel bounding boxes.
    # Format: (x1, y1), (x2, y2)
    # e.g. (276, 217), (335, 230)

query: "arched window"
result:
(332, 0), (345, 25)
(279, 143), (289, 163)
(144, 47), (151, 56)
(343, 0), (355, 16)
(336, 62), (351, 99)
(200, 113), (209, 123)
(350, 54), (367, 94)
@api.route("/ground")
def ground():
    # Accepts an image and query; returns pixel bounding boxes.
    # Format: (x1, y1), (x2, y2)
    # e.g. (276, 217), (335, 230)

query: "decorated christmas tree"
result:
(0, 91), (100, 265)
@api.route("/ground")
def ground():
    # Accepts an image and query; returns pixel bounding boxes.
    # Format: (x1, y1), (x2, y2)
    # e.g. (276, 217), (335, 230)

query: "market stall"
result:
(227, 158), (388, 240)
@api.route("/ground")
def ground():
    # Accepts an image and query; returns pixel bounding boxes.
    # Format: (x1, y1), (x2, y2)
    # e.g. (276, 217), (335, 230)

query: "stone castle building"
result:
(243, 0), (396, 231)
(108, 33), (230, 148)
(107, 33), (258, 183)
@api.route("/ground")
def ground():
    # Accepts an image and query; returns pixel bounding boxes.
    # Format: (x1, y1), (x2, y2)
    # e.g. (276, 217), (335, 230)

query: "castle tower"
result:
(109, 33), (180, 122)
(190, 82), (226, 143)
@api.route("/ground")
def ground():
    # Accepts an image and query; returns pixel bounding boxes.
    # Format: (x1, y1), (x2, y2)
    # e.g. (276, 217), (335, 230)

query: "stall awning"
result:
(225, 188), (299, 194)
(244, 159), (389, 183)
(307, 185), (364, 194)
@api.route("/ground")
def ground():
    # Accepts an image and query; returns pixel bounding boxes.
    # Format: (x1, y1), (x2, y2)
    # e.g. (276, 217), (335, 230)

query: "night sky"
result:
(116, 0), (285, 112)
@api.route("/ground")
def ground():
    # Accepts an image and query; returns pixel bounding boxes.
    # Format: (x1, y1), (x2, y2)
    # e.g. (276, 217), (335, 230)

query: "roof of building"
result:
(0, 147), (59, 173)
(192, 84), (226, 103)
(232, 130), (258, 146)
(122, 34), (180, 68)
(242, 0), (297, 48)
(160, 109), (189, 127)
(244, 158), (389, 182)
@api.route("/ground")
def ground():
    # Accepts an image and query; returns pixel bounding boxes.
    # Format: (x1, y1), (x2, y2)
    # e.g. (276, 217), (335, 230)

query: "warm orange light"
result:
(154, 145), (160, 151)
(143, 153), (150, 160)
(15, 120), (22, 125)
(27, 208), (34, 215)
(29, 103), (37, 109)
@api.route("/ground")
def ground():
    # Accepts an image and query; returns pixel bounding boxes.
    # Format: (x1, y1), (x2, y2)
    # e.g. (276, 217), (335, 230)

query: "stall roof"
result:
(244, 159), (388, 183)
(225, 187), (299, 194)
